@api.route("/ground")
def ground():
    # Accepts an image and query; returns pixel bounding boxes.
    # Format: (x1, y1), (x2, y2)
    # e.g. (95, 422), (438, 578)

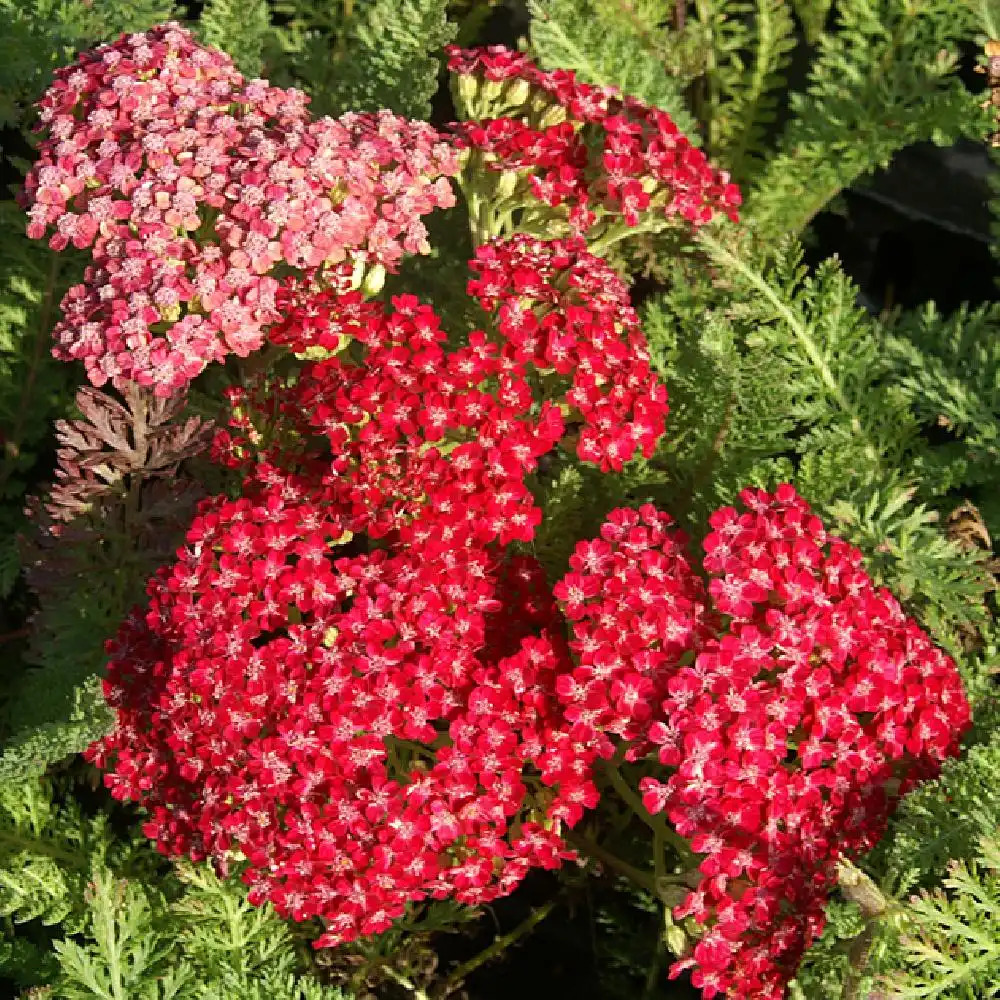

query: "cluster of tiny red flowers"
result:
(89, 276), (596, 946)
(22, 24), (458, 395)
(552, 505), (714, 757)
(35, 27), (972, 1000)
(219, 234), (667, 480)
(88, 260), (653, 945)
(619, 485), (970, 1000)
(467, 235), (669, 471)
(86, 472), (589, 947)
(447, 45), (741, 233)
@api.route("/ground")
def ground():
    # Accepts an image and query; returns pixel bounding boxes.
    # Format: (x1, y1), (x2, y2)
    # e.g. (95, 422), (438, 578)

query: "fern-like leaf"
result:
(528, 0), (703, 136)
(884, 837), (1000, 999)
(744, 0), (986, 242)
(198, 0), (271, 75)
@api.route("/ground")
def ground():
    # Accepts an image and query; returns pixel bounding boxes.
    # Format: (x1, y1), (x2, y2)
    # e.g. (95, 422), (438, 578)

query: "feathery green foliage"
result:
(0, 203), (76, 540)
(0, 678), (115, 785)
(691, 0), (797, 180)
(743, 0), (986, 241)
(528, 0), (703, 136)
(0, 777), (349, 998)
(49, 864), (348, 1000)
(885, 302), (1000, 501)
(643, 234), (906, 515)
(884, 729), (1000, 889)
(884, 837), (1000, 999)
(265, 0), (455, 119)
(0, 779), (101, 933)
(52, 870), (196, 1000)
(198, 0), (272, 75)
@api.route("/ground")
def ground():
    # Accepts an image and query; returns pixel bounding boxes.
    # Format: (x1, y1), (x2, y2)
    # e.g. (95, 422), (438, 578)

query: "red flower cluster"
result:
(468, 235), (669, 471)
(87, 266), (628, 943)
(86, 479), (584, 947)
(23, 24), (458, 395)
(448, 45), (741, 233)
(43, 28), (969, 1000)
(552, 505), (713, 756)
(227, 285), (565, 546)
(219, 234), (667, 478)
(621, 485), (970, 999)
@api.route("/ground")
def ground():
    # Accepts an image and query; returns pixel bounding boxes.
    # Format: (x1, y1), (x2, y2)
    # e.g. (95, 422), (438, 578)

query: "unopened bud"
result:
(495, 170), (520, 201)
(362, 263), (386, 297)
(349, 256), (367, 290)
(539, 105), (568, 129)
(664, 923), (688, 957)
(454, 72), (479, 112)
(483, 78), (504, 103)
(503, 77), (532, 107)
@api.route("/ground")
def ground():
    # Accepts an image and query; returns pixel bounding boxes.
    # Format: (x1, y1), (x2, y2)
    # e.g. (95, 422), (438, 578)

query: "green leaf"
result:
(528, 0), (703, 137)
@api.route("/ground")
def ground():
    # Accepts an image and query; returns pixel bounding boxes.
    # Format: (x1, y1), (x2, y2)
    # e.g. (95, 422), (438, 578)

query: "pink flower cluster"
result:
(448, 45), (741, 232)
(23, 24), (458, 395)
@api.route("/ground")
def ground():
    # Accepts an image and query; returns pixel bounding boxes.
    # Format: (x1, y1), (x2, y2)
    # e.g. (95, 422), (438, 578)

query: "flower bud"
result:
(495, 169), (520, 201)
(482, 78), (504, 103)
(362, 262), (386, 297)
(664, 923), (688, 957)
(539, 105), (567, 129)
(349, 255), (367, 290)
(503, 77), (532, 108)
(454, 72), (479, 111)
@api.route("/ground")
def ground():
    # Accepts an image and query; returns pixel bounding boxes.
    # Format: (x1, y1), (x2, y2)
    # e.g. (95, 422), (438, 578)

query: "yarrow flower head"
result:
(85, 474), (594, 947)
(551, 504), (714, 758)
(468, 235), (669, 471)
(631, 485), (972, 999)
(42, 28), (969, 1000)
(447, 45), (741, 236)
(220, 280), (570, 546)
(23, 24), (459, 396)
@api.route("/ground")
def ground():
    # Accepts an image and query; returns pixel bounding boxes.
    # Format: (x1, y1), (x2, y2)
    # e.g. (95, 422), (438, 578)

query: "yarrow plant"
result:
(15, 22), (979, 1000)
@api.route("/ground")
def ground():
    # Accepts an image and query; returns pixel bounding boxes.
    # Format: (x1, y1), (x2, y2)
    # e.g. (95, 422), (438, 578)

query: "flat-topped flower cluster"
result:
(24, 23), (459, 395)
(26, 25), (971, 1000)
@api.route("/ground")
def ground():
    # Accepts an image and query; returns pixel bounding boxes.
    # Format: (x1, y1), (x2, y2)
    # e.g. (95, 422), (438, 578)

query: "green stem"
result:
(601, 762), (694, 863)
(566, 831), (657, 894)
(0, 829), (90, 868)
(438, 899), (557, 996)
(693, 0), (720, 152)
(653, 826), (666, 890)
(382, 965), (430, 1000)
